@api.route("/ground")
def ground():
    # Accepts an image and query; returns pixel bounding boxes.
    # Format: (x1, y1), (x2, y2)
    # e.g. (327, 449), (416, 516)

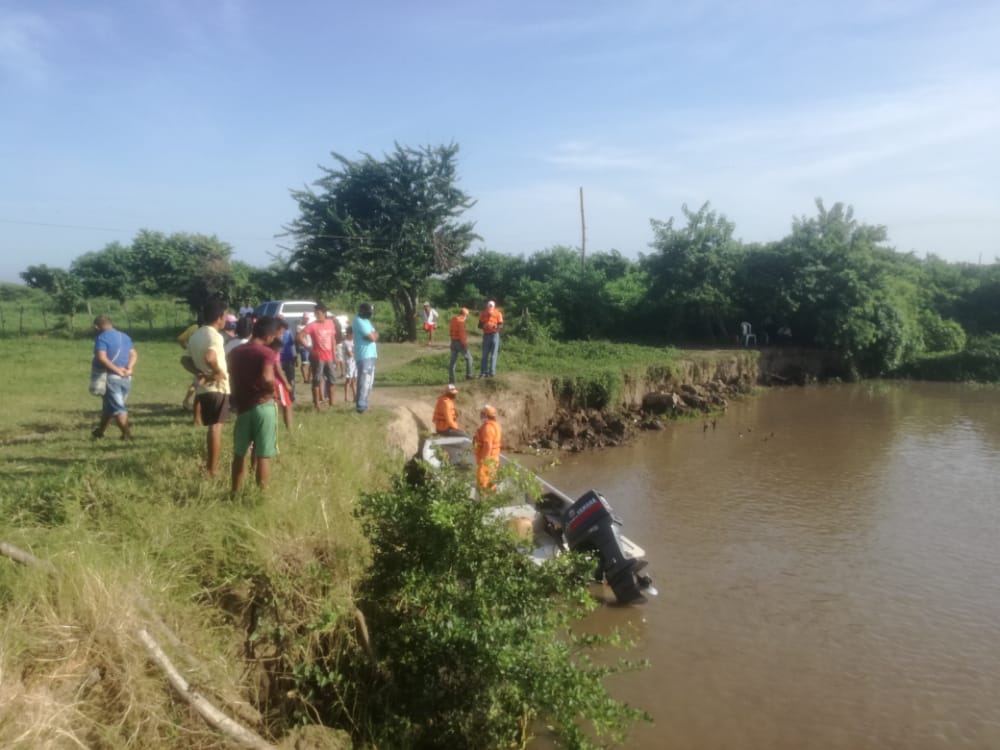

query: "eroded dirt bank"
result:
(384, 348), (840, 457)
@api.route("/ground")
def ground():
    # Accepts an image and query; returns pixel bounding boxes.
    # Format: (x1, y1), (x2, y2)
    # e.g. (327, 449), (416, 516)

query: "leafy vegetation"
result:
(286, 143), (479, 340)
(11, 144), (1000, 378)
(380, 337), (685, 409)
(337, 462), (648, 749)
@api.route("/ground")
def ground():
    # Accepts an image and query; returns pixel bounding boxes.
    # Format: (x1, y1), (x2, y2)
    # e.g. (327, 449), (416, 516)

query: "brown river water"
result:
(535, 382), (1000, 750)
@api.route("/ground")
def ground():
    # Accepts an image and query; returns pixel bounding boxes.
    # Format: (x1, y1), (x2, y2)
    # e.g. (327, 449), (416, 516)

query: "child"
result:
(342, 327), (357, 403)
(297, 313), (313, 384)
(269, 337), (294, 431)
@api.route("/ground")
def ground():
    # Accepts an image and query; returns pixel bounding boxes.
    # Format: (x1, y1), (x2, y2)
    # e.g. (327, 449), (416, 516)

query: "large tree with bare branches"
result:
(286, 143), (478, 339)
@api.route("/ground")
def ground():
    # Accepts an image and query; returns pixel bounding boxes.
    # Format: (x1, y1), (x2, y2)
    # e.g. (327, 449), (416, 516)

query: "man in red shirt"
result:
(297, 303), (338, 410)
(228, 316), (280, 494)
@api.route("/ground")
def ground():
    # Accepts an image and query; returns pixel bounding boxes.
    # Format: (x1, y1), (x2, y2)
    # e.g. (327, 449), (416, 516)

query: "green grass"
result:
(380, 335), (684, 409)
(0, 333), (401, 748)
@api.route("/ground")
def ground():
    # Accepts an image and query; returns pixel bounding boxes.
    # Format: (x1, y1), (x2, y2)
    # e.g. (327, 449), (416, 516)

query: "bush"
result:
(919, 311), (967, 353)
(893, 335), (1000, 382)
(330, 464), (648, 749)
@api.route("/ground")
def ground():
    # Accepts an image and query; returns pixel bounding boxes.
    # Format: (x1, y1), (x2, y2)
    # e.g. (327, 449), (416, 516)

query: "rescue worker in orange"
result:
(477, 300), (504, 378)
(448, 307), (474, 382)
(473, 404), (502, 492)
(433, 384), (468, 437)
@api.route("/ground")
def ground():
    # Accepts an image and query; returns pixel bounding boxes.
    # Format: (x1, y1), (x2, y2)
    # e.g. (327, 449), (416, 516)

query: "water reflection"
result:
(538, 383), (1000, 750)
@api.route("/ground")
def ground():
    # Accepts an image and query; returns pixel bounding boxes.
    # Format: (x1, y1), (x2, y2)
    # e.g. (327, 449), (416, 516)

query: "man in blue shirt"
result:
(352, 302), (379, 413)
(91, 315), (138, 440)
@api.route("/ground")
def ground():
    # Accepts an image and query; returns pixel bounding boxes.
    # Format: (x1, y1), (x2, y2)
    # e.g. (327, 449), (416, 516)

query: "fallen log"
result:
(137, 628), (276, 750)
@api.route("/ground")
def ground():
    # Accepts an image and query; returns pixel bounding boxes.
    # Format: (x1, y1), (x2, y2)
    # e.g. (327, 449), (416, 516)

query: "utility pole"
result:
(579, 186), (586, 270)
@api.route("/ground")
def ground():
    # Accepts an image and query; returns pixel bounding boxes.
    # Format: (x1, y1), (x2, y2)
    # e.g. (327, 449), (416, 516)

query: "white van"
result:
(252, 300), (317, 325)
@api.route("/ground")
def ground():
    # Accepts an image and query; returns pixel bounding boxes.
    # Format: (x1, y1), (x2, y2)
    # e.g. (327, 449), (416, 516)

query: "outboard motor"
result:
(563, 490), (650, 604)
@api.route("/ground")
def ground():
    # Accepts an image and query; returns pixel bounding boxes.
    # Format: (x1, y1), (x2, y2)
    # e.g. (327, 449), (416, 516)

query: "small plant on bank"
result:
(323, 463), (649, 749)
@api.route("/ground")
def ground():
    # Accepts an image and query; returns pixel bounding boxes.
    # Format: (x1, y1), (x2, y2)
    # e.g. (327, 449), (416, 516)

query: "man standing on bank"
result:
(352, 302), (379, 413)
(478, 300), (503, 378)
(299, 303), (338, 410)
(448, 307), (474, 382)
(91, 315), (137, 440)
(184, 299), (230, 477)
(228, 316), (280, 493)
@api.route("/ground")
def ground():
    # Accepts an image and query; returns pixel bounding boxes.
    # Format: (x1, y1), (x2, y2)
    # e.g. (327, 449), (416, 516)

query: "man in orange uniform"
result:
(473, 404), (502, 492)
(477, 300), (504, 378)
(448, 307), (474, 382)
(433, 384), (468, 437)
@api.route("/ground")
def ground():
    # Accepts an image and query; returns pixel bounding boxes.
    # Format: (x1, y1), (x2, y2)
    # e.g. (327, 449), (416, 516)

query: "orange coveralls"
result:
(433, 394), (460, 433)
(473, 417), (502, 491)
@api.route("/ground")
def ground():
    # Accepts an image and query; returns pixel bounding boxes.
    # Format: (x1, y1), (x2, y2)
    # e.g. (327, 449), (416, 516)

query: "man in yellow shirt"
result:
(184, 300), (230, 477)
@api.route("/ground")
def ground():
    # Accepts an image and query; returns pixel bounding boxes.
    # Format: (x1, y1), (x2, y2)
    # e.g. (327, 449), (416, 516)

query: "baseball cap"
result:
(481, 404), (497, 418)
(487, 300), (496, 308)
(446, 384), (458, 394)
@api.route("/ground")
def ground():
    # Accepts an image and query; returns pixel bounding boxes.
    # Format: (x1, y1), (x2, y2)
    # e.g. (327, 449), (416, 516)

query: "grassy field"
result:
(0, 332), (411, 748)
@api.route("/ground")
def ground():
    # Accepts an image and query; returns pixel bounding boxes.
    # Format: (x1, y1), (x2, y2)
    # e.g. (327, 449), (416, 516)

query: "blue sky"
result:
(2, 0), (999, 284)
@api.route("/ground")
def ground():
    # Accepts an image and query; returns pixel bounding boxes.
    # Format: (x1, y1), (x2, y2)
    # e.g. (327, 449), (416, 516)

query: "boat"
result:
(420, 435), (657, 604)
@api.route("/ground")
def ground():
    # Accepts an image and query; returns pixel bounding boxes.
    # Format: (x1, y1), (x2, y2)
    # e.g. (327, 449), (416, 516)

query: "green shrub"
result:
(326, 464), (648, 749)
(893, 335), (1000, 382)
(919, 311), (967, 353)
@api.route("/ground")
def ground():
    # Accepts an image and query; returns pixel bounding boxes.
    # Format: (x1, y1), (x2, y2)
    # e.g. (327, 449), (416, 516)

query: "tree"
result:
(130, 230), (236, 310)
(641, 202), (740, 341)
(20, 264), (86, 332)
(287, 143), (479, 340)
(779, 199), (925, 376)
(70, 242), (137, 309)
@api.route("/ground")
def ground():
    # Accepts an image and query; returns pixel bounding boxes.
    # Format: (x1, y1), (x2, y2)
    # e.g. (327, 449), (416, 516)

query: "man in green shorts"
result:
(227, 316), (281, 493)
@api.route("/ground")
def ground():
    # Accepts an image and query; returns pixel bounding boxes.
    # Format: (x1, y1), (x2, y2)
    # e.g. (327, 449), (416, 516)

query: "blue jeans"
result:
(356, 358), (376, 413)
(480, 332), (499, 376)
(102, 374), (131, 416)
(449, 340), (473, 382)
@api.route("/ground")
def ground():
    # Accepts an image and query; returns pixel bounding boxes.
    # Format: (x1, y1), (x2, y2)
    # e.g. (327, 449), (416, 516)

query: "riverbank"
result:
(379, 345), (843, 455)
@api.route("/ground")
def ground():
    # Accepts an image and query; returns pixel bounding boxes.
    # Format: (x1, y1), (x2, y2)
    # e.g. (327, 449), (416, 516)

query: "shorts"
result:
(311, 359), (336, 386)
(344, 358), (357, 379)
(423, 323), (436, 332)
(299, 349), (310, 363)
(196, 392), (229, 426)
(102, 374), (131, 416)
(275, 378), (291, 408)
(233, 402), (278, 458)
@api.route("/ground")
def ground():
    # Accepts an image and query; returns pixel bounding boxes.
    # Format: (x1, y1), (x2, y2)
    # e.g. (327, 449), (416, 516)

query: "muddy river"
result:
(539, 382), (1000, 749)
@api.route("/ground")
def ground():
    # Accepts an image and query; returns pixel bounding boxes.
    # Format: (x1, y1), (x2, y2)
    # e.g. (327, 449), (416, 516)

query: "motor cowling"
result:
(563, 490), (648, 604)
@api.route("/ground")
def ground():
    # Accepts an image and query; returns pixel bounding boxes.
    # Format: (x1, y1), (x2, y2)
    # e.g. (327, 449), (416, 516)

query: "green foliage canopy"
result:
(287, 143), (479, 340)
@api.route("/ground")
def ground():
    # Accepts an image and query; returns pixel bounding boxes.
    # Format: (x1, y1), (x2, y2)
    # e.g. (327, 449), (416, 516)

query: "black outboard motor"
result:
(563, 490), (649, 604)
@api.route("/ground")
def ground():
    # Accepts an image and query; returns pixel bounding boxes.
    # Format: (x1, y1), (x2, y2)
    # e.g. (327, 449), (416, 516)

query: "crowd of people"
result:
(90, 298), (506, 494)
